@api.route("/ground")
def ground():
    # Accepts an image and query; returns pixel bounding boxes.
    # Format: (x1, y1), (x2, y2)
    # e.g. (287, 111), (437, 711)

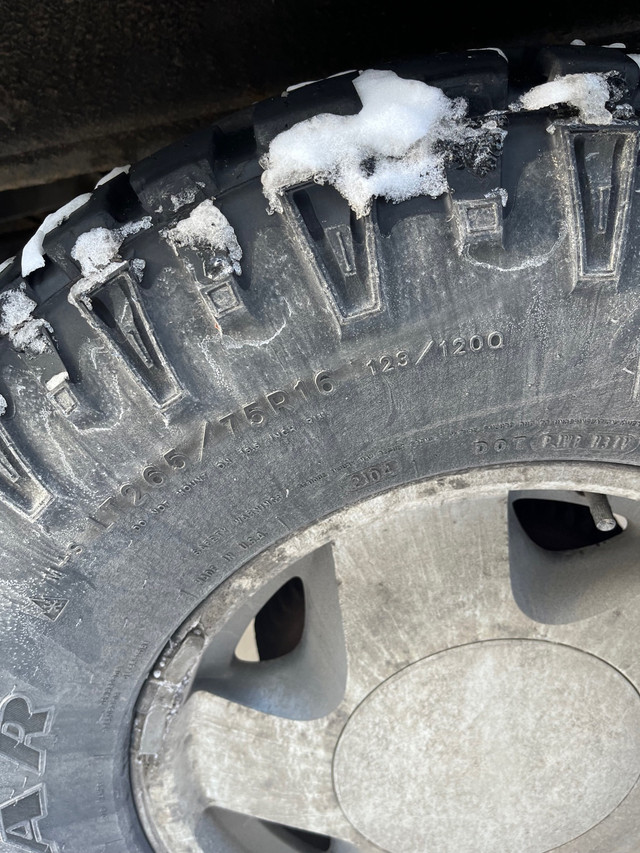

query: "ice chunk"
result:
(22, 193), (92, 277)
(0, 287), (38, 334)
(0, 285), (52, 355)
(262, 69), (504, 218)
(486, 188), (508, 207)
(130, 258), (146, 280)
(162, 199), (242, 275)
(170, 187), (198, 211)
(0, 394), (6, 416)
(628, 54), (640, 71)
(570, 39), (586, 46)
(11, 319), (52, 354)
(95, 164), (131, 187)
(516, 73), (612, 124)
(45, 372), (68, 392)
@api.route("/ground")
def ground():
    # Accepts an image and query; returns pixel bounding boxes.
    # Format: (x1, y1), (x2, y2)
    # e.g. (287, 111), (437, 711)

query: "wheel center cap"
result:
(333, 639), (640, 853)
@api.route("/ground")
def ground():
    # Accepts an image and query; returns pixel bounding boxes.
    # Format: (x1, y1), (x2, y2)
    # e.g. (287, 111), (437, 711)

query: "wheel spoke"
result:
(332, 492), (524, 706)
(512, 492), (640, 679)
(161, 689), (357, 843)
(194, 542), (348, 720)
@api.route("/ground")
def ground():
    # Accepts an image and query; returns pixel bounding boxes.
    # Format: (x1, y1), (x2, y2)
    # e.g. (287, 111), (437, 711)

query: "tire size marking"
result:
(365, 332), (504, 376)
(217, 371), (335, 436)
(75, 369), (337, 544)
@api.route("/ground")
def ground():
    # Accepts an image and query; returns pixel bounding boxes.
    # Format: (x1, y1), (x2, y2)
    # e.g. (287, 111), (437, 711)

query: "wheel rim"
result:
(131, 462), (640, 853)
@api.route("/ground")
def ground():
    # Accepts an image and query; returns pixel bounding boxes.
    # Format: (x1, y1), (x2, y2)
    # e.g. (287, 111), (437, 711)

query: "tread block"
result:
(19, 330), (79, 416)
(287, 184), (382, 323)
(200, 278), (245, 319)
(0, 426), (50, 518)
(379, 51), (509, 114)
(166, 236), (252, 330)
(556, 126), (638, 285)
(452, 196), (503, 248)
(41, 190), (140, 280)
(196, 270), (252, 332)
(253, 52), (508, 157)
(49, 383), (77, 416)
(537, 46), (640, 94)
(129, 127), (218, 216)
(211, 118), (261, 192)
(71, 265), (182, 407)
(253, 74), (361, 154)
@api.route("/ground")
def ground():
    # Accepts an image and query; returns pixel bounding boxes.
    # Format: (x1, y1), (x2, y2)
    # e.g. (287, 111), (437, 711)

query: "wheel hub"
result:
(333, 639), (640, 853)
(131, 463), (640, 853)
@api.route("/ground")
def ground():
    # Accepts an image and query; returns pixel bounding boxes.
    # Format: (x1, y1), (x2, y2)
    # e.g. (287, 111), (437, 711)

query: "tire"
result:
(1, 46), (640, 853)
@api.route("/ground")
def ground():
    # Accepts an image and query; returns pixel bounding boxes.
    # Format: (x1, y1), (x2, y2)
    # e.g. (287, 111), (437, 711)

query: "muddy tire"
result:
(1, 47), (640, 853)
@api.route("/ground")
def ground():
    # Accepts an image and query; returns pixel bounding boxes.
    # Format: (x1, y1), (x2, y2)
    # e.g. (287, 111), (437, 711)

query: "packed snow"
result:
(262, 69), (506, 218)
(71, 218), (150, 277)
(45, 372), (68, 392)
(516, 73), (613, 124)
(130, 258), (146, 280)
(72, 228), (122, 276)
(0, 285), (52, 355)
(70, 217), (151, 306)
(22, 193), (92, 277)
(95, 164), (130, 188)
(163, 199), (242, 275)
(0, 288), (38, 333)
(11, 320), (52, 354)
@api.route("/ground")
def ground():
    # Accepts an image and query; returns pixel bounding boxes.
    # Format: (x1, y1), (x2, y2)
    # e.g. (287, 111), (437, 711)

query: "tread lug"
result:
(286, 185), (382, 323)
(0, 424), (50, 518)
(379, 51), (509, 113)
(129, 127), (218, 216)
(18, 329), (80, 416)
(253, 75), (361, 154)
(166, 234), (253, 333)
(199, 275), (249, 323)
(451, 195), (504, 249)
(69, 264), (183, 408)
(556, 125), (639, 286)
(537, 46), (640, 93)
